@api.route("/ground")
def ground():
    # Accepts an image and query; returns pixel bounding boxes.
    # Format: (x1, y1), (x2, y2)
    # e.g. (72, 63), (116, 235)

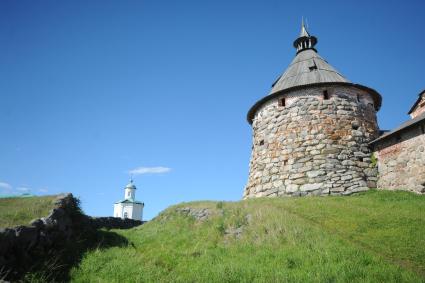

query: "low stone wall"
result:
(90, 217), (143, 230)
(0, 193), (143, 280)
(374, 127), (425, 193)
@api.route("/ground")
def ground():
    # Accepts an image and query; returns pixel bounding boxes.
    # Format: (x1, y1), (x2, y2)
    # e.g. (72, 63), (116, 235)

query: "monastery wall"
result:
(244, 85), (379, 198)
(374, 126), (425, 193)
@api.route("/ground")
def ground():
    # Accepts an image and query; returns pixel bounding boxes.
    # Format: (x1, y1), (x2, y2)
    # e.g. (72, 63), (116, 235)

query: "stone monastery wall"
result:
(244, 85), (379, 198)
(374, 126), (425, 193)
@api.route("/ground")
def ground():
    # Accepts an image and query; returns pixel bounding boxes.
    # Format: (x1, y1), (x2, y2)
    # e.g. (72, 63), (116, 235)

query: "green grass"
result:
(0, 195), (57, 227)
(67, 190), (423, 282)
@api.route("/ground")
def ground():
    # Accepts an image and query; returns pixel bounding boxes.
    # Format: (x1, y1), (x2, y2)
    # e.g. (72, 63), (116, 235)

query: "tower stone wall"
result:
(244, 85), (380, 198)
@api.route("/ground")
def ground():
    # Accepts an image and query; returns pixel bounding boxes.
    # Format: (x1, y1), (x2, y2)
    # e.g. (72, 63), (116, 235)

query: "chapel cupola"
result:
(293, 19), (317, 54)
(124, 179), (136, 200)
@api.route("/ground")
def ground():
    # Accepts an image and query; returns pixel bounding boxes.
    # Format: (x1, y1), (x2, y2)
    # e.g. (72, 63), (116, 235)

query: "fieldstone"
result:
(300, 183), (323, 192)
(341, 175), (353, 181)
(307, 170), (325, 178)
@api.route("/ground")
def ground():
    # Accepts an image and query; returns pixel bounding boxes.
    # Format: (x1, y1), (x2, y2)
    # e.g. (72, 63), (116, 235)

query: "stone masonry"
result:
(244, 85), (380, 198)
(0, 194), (142, 281)
(373, 118), (425, 193)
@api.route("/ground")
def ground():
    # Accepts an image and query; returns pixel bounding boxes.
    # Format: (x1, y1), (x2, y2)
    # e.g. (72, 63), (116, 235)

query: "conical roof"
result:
(269, 49), (349, 95)
(246, 23), (382, 124)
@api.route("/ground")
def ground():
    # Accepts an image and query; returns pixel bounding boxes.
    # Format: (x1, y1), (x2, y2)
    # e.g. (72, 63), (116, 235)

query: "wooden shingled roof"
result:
(408, 90), (425, 114)
(246, 23), (382, 124)
(370, 112), (425, 145)
(269, 49), (350, 95)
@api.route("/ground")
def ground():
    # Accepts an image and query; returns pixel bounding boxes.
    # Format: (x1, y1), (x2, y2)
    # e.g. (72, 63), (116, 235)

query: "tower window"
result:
(323, 90), (329, 100)
(128, 191), (131, 197)
(308, 59), (318, 71)
(278, 98), (286, 107)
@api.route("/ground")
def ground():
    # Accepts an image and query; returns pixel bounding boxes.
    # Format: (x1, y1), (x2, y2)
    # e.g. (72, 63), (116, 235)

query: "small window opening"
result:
(308, 59), (317, 71)
(128, 191), (131, 197)
(278, 98), (286, 107)
(124, 212), (128, 219)
(259, 140), (264, 146)
(323, 90), (329, 100)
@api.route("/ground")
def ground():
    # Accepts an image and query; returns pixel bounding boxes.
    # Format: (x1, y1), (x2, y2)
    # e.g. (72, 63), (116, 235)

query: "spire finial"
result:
(130, 174), (133, 183)
(293, 19), (317, 54)
(299, 17), (310, 37)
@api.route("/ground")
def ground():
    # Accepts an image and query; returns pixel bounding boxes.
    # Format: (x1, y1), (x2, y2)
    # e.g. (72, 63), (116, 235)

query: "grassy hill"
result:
(68, 190), (425, 282)
(0, 195), (57, 227)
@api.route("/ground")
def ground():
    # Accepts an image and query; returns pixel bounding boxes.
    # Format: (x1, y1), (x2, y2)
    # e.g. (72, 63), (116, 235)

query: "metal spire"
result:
(299, 17), (310, 37)
(293, 18), (317, 54)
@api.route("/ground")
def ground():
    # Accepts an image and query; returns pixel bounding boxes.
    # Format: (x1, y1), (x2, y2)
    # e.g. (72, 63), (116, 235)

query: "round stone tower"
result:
(244, 23), (382, 198)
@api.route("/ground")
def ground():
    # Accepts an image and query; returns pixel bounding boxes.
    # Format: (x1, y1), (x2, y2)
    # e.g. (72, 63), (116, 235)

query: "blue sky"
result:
(1, 0), (424, 219)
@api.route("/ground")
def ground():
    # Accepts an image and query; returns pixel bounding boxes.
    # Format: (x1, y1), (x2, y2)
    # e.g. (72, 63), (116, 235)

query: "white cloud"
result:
(129, 166), (171, 175)
(0, 182), (12, 190)
(38, 188), (49, 193)
(0, 182), (13, 194)
(16, 187), (31, 192)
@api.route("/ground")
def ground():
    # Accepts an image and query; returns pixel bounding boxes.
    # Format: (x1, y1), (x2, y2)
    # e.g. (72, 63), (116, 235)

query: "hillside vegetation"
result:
(0, 195), (57, 227)
(68, 190), (425, 282)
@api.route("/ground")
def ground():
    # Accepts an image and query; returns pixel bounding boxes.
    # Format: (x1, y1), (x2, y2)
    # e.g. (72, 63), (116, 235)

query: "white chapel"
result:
(113, 179), (144, 221)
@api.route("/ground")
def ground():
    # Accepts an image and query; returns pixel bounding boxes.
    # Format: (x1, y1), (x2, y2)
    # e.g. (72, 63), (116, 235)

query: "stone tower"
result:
(244, 23), (382, 198)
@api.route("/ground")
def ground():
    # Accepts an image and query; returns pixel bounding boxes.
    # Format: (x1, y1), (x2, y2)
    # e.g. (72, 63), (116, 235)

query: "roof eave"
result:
(247, 82), (382, 124)
(370, 112), (425, 145)
(407, 89), (425, 114)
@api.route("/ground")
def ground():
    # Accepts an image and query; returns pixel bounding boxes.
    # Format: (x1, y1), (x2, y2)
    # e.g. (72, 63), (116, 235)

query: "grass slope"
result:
(0, 195), (57, 227)
(70, 190), (425, 282)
